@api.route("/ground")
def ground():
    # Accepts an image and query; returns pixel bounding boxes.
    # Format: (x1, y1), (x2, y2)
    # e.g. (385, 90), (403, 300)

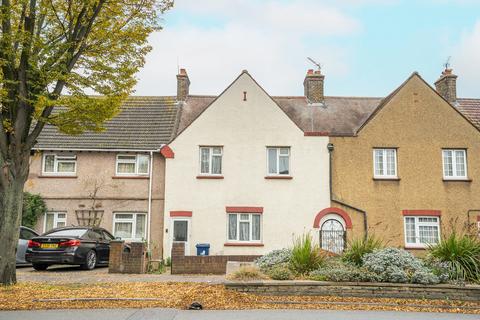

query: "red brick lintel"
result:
(402, 210), (441, 216)
(226, 206), (263, 214)
(170, 211), (192, 217)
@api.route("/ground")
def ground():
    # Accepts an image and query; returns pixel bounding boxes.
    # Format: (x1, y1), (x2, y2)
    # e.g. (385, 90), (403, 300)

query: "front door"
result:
(320, 219), (345, 254)
(172, 219), (189, 254)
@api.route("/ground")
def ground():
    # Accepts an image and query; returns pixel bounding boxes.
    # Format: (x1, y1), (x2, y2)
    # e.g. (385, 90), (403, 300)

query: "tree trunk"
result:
(0, 149), (29, 285)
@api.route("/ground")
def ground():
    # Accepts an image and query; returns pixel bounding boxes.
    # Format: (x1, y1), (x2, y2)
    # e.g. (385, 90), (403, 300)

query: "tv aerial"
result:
(307, 57), (321, 72)
(444, 56), (451, 70)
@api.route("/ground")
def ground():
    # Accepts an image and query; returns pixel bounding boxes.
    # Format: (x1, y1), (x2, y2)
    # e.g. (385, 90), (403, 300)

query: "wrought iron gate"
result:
(320, 219), (346, 254)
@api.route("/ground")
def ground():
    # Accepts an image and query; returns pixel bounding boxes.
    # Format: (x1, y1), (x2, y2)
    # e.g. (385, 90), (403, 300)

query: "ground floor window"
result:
(44, 212), (67, 232)
(227, 213), (261, 242)
(404, 216), (440, 248)
(113, 213), (146, 240)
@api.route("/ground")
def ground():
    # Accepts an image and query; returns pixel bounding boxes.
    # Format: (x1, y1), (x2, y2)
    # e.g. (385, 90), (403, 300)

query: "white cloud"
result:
(453, 20), (480, 98)
(133, 0), (360, 96)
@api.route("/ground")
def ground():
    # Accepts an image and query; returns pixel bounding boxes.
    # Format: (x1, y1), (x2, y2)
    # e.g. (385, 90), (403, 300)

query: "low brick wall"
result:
(171, 242), (260, 274)
(109, 240), (147, 274)
(225, 280), (480, 301)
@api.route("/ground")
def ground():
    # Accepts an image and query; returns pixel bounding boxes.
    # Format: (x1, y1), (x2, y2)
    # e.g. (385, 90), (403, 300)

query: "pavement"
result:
(15, 265), (225, 283)
(1, 308), (478, 320)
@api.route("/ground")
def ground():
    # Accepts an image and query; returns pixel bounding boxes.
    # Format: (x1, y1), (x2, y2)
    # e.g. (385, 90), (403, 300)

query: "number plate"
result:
(40, 243), (58, 249)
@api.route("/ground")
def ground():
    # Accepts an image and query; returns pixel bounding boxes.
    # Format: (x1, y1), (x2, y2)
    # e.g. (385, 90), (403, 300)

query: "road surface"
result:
(0, 308), (478, 320)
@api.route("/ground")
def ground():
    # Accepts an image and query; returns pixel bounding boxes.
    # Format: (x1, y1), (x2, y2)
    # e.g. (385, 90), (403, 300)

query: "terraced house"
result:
(26, 67), (480, 260)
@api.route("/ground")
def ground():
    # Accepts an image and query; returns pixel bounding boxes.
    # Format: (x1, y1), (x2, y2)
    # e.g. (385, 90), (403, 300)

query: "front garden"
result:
(230, 232), (480, 285)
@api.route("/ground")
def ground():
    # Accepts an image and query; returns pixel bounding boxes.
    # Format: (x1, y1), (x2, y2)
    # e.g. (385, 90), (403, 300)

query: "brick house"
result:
(26, 97), (178, 258)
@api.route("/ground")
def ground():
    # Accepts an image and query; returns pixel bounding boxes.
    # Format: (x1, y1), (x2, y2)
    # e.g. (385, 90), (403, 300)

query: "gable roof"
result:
(456, 99), (480, 130)
(35, 97), (178, 151)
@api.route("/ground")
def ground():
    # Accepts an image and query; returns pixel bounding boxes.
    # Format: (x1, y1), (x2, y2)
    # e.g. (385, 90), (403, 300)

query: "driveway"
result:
(15, 266), (225, 284)
(1, 308), (478, 320)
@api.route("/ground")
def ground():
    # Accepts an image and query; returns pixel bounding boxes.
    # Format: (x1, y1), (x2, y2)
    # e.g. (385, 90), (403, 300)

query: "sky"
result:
(133, 0), (480, 98)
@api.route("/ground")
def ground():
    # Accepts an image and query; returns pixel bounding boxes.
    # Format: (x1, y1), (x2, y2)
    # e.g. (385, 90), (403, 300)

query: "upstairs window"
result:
(404, 216), (440, 248)
(373, 148), (397, 178)
(267, 147), (290, 175)
(199, 147), (222, 175)
(443, 149), (467, 179)
(43, 153), (76, 175)
(116, 154), (149, 176)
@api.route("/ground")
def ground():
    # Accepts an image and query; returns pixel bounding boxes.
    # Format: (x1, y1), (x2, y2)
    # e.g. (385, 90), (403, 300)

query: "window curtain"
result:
(201, 148), (210, 173)
(239, 222), (250, 241)
(252, 215), (261, 240)
(212, 155), (222, 174)
(279, 156), (289, 174)
(455, 151), (465, 176)
(374, 150), (384, 175)
(44, 155), (55, 172)
(268, 148), (277, 174)
(45, 213), (54, 231)
(118, 162), (135, 174)
(136, 214), (146, 239)
(386, 149), (396, 175)
(443, 150), (453, 176)
(137, 155), (149, 174)
(57, 161), (75, 173)
(115, 222), (133, 238)
(228, 214), (237, 240)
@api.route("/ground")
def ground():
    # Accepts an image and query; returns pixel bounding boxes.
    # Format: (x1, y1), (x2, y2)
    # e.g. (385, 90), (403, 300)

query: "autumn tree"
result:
(0, 0), (172, 285)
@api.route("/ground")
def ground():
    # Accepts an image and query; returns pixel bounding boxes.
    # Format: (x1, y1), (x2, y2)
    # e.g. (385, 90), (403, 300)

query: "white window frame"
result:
(404, 216), (441, 248)
(112, 212), (147, 241)
(226, 213), (262, 243)
(373, 148), (397, 179)
(43, 212), (67, 232)
(115, 154), (150, 176)
(42, 153), (77, 176)
(266, 147), (291, 176)
(199, 146), (223, 175)
(442, 149), (467, 180)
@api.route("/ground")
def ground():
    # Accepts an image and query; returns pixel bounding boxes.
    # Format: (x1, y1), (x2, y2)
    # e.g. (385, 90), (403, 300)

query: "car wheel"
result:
(82, 250), (97, 270)
(32, 264), (49, 271)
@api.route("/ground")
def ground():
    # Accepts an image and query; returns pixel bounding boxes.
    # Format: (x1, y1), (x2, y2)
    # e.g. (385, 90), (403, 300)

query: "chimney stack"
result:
(304, 69), (325, 104)
(434, 68), (457, 104)
(176, 68), (190, 102)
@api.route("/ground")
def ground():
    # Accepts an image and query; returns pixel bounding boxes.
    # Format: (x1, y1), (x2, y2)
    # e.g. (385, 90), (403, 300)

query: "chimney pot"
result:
(304, 69), (325, 104)
(176, 68), (190, 102)
(435, 68), (457, 104)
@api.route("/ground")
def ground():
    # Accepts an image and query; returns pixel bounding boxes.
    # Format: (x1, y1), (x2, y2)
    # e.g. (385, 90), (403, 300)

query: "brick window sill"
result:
(373, 177), (400, 181)
(196, 175), (224, 179)
(112, 176), (149, 179)
(224, 243), (264, 247)
(443, 178), (472, 182)
(39, 175), (77, 179)
(265, 176), (293, 180)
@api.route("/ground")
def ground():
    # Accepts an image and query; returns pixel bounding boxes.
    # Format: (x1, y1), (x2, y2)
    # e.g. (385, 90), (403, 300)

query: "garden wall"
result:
(225, 280), (480, 301)
(171, 242), (260, 274)
(109, 241), (147, 274)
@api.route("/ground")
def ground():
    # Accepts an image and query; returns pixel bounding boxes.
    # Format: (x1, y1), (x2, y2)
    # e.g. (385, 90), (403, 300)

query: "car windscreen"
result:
(44, 229), (88, 237)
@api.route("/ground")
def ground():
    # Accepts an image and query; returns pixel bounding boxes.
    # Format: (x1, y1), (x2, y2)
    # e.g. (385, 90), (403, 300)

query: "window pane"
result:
(115, 214), (133, 219)
(386, 149), (396, 176)
(212, 155), (222, 174)
(228, 214), (237, 240)
(280, 148), (289, 155)
(268, 148), (277, 174)
(57, 221), (66, 228)
(374, 150), (384, 176)
(252, 215), (261, 240)
(118, 155), (136, 161)
(239, 222), (250, 241)
(173, 221), (188, 242)
(455, 150), (465, 177)
(135, 214), (146, 239)
(200, 148), (210, 174)
(212, 147), (222, 155)
(118, 162), (135, 174)
(443, 150), (453, 177)
(57, 161), (75, 173)
(114, 222), (133, 239)
(279, 155), (289, 175)
(45, 213), (54, 231)
(44, 155), (55, 172)
(405, 217), (416, 244)
(240, 214), (249, 220)
(419, 225), (439, 244)
(57, 213), (66, 219)
(137, 155), (149, 174)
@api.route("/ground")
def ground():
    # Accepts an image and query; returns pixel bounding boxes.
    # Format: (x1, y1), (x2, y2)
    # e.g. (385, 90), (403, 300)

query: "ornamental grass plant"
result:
(342, 235), (385, 266)
(289, 233), (326, 275)
(428, 233), (480, 283)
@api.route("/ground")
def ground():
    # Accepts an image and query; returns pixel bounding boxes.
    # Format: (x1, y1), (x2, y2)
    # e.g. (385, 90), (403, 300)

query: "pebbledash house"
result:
(26, 67), (480, 259)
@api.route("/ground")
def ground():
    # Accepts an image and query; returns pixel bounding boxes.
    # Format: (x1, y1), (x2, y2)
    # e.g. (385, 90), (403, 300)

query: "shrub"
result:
(229, 266), (266, 281)
(22, 192), (47, 228)
(342, 235), (384, 266)
(267, 265), (294, 280)
(363, 248), (439, 284)
(428, 233), (480, 283)
(309, 264), (379, 282)
(255, 248), (292, 272)
(290, 233), (325, 275)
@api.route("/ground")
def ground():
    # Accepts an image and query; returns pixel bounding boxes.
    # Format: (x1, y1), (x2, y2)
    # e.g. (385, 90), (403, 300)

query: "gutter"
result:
(32, 147), (161, 153)
(327, 143), (368, 240)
